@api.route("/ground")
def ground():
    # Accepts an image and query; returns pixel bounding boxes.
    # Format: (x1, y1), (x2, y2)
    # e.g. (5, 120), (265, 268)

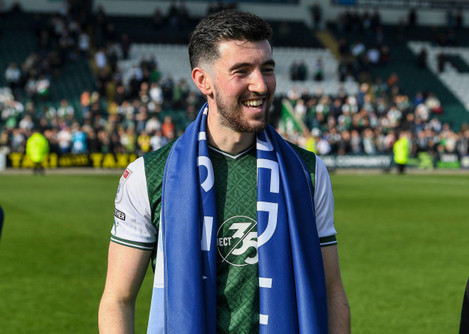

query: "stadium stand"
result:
(1, 2), (468, 168)
(0, 11), (37, 88)
(327, 15), (469, 130)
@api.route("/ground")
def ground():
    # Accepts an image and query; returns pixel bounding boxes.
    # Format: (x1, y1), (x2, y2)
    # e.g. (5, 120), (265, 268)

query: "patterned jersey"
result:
(111, 140), (337, 333)
(211, 146), (260, 333)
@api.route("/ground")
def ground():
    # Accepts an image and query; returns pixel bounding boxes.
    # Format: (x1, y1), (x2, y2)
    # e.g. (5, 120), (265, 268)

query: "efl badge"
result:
(115, 168), (132, 203)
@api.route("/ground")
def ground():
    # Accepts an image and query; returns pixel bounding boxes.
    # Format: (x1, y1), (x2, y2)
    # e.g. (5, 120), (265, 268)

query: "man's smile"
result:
(242, 99), (264, 108)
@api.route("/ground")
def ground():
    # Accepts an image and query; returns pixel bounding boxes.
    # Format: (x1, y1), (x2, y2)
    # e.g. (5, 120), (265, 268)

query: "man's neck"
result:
(207, 124), (255, 156)
(205, 107), (256, 156)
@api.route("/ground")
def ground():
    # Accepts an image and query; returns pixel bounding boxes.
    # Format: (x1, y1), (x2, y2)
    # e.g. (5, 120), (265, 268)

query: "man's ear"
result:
(192, 67), (213, 96)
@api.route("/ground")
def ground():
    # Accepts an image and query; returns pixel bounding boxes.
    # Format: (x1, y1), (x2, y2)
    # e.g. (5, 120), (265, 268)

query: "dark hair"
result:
(188, 10), (273, 69)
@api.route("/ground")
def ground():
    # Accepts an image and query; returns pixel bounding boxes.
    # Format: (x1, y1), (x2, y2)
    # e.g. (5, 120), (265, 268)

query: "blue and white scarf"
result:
(147, 104), (328, 333)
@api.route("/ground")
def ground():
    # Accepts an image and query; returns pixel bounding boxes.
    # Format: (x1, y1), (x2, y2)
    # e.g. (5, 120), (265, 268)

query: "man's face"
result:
(208, 39), (276, 133)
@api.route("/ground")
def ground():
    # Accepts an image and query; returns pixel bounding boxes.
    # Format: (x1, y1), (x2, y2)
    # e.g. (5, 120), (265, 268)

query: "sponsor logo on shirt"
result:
(217, 215), (258, 266)
(114, 208), (126, 221)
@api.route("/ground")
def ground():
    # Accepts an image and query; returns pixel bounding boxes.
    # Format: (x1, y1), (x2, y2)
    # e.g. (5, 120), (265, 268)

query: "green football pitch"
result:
(0, 171), (468, 333)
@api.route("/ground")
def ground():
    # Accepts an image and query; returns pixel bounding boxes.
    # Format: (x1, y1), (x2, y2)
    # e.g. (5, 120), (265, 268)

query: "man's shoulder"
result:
(287, 141), (315, 156)
(287, 141), (317, 172)
(141, 140), (177, 184)
(140, 140), (177, 223)
(143, 140), (176, 168)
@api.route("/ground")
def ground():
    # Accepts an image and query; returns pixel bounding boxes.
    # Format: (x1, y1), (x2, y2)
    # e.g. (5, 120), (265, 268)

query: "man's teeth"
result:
(243, 99), (263, 107)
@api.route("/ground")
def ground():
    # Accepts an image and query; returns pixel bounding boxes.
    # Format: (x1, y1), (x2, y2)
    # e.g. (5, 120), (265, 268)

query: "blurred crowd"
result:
(0, 86), (199, 157)
(1, 1), (468, 163)
(2, 74), (468, 162)
(1, 0), (205, 158)
(279, 80), (469, 160)
(3, 0), (94, 102)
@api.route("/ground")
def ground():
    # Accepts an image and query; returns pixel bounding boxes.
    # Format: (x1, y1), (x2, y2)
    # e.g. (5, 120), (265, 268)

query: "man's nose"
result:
(248, 69), (268, 95)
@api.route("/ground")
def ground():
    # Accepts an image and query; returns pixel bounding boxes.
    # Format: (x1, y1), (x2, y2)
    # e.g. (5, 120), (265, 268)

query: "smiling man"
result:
(195, 38), (275, 153)
(99, 10), (350, 334)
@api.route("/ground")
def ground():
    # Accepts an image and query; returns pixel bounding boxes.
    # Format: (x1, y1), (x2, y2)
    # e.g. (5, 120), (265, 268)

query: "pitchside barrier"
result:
(1, 152), (468, 170)
(2, 152), (138, 170)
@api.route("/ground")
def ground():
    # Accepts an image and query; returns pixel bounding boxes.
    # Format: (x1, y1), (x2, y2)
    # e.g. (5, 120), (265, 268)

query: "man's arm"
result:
(98, 242), (152, 334)
(322, 245), (350, 334)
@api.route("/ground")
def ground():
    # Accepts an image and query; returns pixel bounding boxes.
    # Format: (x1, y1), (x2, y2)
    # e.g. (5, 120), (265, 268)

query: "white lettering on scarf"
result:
(198, 156), (214, 192)
(201, 216), (214, 251)
(257, 159), (279, 193)
(257, 202), (278, 247)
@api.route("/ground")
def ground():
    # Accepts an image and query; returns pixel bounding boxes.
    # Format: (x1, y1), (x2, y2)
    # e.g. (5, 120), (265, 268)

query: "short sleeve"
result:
(314, 156), (337, 246)
(111, 157), (157, 250)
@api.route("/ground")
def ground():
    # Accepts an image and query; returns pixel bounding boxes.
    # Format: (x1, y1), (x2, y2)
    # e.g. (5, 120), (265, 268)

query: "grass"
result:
(0, 173), (153, 333)
(332, 173), (469, 333)
(0, 172), (468, 333)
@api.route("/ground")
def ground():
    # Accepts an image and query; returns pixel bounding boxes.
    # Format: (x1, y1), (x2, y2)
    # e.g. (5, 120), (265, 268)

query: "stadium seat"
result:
(121, 44), (359, 96)
(408, 41), (469, 115)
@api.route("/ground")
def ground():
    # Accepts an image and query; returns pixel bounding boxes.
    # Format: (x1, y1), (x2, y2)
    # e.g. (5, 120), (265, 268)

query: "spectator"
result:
(120, 127), (136, 153)
(85, 126), (101, 153)
(149, 82), (163, 105)
(57, 99), (75, 119)
(57, 125), (72, 153)
(152, 8), (164, 30)
(367, 46), (380, 65)
(437, 53), (446, 73)
(26, 130), (49, 174)
(350, 129), (362, 154)
(296, 60), (308, 81)
(137, 130), (151, 155)
(313, 57), (324, 81)
(408, 8), (417, 28)
(78, 29), (91, 58)
(120, 33), (131, 60)
(161, 115), (175, 138)
(287, 86), (301, 103)
(11, 128), (26, 152)
(18, 115), (34, 132)
(425, 93), (443, 114)
(94, 47), (107, 69)
(4, 62), (21, 94)
(71, 123), (87, 154)
(362, 127), (377, 155)
(294, 99), (307, 118)
(316, 133), (332, 155)
(393, 130), (410, 174)
(145, 115), (162, 134)
(289, 61), (299, 81)
(309, 2), (322, 30)
(150, 129), (168, 151)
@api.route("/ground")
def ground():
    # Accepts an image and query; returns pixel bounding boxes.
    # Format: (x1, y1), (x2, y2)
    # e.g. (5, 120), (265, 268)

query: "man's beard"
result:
(214, 90), (270, 134)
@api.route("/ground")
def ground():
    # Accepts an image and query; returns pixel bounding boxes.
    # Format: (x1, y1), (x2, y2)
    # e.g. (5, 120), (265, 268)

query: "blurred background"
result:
(0, 1), (468, 333)
(0, 0), (469, 171)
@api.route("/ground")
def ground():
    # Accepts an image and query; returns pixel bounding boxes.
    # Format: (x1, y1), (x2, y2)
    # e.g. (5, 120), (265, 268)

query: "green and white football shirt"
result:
(111, 141), (337, 333)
